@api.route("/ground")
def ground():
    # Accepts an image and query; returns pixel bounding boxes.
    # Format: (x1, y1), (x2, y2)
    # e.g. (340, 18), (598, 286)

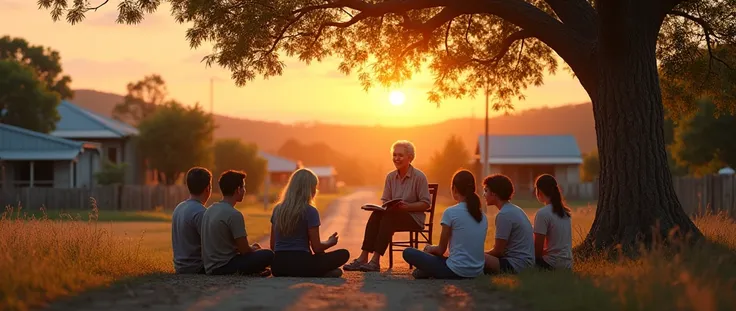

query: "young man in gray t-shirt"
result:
(201, 170), (274, 275)
(482, 174), (535, 274)
(171, 167), (212, 274)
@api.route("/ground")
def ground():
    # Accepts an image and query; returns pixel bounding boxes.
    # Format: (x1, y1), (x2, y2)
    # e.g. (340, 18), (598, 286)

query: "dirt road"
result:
(47, 190), (518, 311)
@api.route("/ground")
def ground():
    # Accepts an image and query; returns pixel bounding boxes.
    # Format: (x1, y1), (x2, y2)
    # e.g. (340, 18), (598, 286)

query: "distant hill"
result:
(70, 89), (596, 164)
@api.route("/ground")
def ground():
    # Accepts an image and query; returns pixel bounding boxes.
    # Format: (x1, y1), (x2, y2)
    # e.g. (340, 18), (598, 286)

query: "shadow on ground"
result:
(46, 269), (520, 311)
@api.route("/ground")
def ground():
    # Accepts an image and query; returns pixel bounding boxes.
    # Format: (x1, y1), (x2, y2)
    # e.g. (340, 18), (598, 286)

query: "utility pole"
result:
(481, 82), (490, 215)
(482, 82), (490, 182)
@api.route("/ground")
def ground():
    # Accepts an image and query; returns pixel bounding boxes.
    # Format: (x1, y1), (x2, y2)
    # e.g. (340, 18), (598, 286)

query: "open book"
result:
(361, 199), (402, 211)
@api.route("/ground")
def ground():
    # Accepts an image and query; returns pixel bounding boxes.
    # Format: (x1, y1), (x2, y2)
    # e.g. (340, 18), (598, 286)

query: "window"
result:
(13, 161), (54, 187)
(107, 147), (118, 163)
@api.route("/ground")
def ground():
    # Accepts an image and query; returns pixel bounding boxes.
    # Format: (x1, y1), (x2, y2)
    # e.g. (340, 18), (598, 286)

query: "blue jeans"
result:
(210, 249), (274, 275)
(402, 248), (461, 279)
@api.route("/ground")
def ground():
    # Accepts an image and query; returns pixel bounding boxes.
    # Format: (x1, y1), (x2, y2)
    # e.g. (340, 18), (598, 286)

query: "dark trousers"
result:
(272, 249), (350, 277)
(536, 258), (554, 271)
(402, 248), (461, 279)
(361, 211), (422, 256)
(210, 249), (274, 275)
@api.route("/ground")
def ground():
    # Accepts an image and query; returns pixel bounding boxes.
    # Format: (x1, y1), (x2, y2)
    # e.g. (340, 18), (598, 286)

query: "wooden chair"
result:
(388, 183), (439, 268)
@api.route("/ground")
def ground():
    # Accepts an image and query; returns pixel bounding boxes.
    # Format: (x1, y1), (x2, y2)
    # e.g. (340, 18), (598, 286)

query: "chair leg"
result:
(389, 241), (394, 268)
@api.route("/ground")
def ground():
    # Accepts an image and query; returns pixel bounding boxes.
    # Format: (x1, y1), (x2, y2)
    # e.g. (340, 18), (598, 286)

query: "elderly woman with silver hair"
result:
(343, 140), (432, 272)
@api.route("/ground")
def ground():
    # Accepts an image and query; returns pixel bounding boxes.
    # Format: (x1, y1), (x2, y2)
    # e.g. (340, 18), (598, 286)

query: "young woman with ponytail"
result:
(532, 174), (573, 270)
(402, 170), (488, 279)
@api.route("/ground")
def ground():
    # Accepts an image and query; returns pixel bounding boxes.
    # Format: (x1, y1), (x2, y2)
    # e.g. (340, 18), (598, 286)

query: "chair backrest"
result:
(425, 183), (439, 230)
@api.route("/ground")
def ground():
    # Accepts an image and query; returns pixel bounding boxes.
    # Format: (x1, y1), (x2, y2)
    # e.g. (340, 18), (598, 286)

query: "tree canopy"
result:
(0, 60), (61, 133)
(0, 36), (73, 100)
(137, 101), (216, 184)
(113, 74), (168, 125)
(671, 100), (736, 176)
(213, 139), (268, 194)
(428, 135), (471, 188)
(39, 1), (734, 109)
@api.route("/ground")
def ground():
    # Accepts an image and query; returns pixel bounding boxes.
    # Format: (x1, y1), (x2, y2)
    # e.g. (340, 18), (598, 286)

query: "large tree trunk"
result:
(581, 0), (702, 253)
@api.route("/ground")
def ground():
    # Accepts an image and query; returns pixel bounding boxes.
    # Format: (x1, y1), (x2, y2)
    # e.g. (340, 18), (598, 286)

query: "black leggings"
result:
(272, 249), (350, 277)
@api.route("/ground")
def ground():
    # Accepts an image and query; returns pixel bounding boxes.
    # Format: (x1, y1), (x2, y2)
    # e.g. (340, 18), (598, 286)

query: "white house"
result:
(0, 123), (101, 189)
(475, 134), (583, 191)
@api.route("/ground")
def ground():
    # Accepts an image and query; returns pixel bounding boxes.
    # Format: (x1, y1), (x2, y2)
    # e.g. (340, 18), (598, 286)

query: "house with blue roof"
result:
(475, 134), (583, 191)
(0, 123), (101, 188)
(50, 100), (151, 185)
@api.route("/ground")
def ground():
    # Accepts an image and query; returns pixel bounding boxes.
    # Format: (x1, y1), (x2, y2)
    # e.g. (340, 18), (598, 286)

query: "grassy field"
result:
(431, 197), (736, 311)
(0, 192), (344, 311)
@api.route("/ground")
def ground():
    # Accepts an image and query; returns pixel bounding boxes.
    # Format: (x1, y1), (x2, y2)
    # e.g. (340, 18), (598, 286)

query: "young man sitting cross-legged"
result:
(202, 170), (274, 276)
(171, 167), (211, 274)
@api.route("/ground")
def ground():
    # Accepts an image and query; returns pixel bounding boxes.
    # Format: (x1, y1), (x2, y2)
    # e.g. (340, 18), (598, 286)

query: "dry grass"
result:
(0, 206), (172, 311)
(433, 199), (736, 311)
(0, 193), (344, 311)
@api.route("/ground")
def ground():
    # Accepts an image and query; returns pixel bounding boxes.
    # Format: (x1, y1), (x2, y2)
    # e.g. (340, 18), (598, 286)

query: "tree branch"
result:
(400, 7), (463, 57)
(83, 0), (109, 11)
(543, 0), (598, 39)
(670, 10), (735, 71)
(470, 30), (533, 66)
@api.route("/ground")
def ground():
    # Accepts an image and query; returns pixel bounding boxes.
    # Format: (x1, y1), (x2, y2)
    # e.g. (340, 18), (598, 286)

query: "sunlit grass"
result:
(0, 205), (171, 311)
(433, 200), (736, 311)
(0, 193), (345, 311)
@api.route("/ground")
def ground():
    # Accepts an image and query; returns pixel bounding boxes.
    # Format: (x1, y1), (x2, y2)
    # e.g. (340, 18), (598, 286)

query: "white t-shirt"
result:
(533, 204), (573, 269)
(440, 202), (488, 278)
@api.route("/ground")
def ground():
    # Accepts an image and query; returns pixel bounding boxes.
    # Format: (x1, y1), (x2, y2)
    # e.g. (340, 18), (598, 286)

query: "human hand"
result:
(394, 201), (408, 211)
(423, 245), (437, 254)
(327, 232), (339, 246)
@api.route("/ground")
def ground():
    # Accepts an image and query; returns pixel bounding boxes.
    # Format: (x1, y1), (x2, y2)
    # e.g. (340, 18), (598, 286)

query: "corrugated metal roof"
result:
(0, 123), (84, 160)
(259, 151), (298, 173)
(307, 166), (337, 177)
(52, 100), (138, 139)
(477, 135), (582, 164)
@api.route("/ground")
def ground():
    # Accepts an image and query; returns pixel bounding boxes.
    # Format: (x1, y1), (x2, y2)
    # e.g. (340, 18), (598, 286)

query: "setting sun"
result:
(389, 90), (406, 106)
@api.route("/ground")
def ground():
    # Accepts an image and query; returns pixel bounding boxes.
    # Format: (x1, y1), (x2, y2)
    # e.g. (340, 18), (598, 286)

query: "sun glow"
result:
(389, 91), (406, 106)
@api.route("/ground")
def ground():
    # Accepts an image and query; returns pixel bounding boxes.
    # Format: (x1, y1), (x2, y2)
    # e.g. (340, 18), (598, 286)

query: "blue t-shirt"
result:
(440, 202), (488, 278)
(270, 204), (321, 253)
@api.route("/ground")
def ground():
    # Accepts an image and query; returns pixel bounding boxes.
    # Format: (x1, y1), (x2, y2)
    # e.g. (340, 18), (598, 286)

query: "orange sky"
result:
(2, 0), (591, 126)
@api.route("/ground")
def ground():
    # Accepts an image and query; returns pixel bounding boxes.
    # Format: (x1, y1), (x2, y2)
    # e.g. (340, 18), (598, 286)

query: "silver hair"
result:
(391, 140), (416, 159)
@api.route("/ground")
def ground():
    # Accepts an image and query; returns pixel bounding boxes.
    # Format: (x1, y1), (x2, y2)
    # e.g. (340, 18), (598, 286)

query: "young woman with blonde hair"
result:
(269, 168), (349, 277)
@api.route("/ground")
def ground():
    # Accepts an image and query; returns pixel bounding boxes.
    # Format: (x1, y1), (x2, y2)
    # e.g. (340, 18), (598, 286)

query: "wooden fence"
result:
(559, 175), (736, 218)
(0, 185), (189, 212)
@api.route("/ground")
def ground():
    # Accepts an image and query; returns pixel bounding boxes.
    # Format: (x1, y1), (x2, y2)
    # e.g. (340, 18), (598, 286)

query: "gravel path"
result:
(46, 190), (519, 311)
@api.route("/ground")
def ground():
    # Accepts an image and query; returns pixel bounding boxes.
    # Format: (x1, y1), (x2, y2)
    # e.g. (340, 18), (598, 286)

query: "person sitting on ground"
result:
(343, 140), (432, 272)
(171, 167), (212, 274)
(482, 174), (535, 274)
(532, 174), (573, 270)
(269, 168), (350, 277)
(403, 169), (488, 279)
(201, 170), (274, 276)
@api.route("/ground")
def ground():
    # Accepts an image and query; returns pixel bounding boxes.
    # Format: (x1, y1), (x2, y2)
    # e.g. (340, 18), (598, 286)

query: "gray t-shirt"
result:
(270, 204), (321, 253)
(495, 202), (535, 273)
(201, 201), (247, 274)
(533, 204), (573, 269)
(441, 202), (488, 278)
(171, 199), (206, 273)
